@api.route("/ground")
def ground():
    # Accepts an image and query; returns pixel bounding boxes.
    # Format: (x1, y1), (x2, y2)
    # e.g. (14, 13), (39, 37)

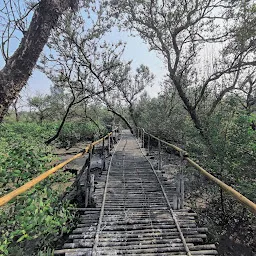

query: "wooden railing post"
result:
(111, 131), (115, 146)
(141, 129), (144, 147)
(180, 174), (184, 209)
(102, 138), (105, 156)
(110, 132), (113, 147)
(108, 134), (111, 156)
(158, 140), (162, 170)
(147, 134), (150, 156)
(176, 173), (181, 210)
(85, 144), (92, 207)
(174, 156), (185, 210)
(180, 158), (185, 209)
(89, 174), (94, 206)
(101, 138), (105, 172)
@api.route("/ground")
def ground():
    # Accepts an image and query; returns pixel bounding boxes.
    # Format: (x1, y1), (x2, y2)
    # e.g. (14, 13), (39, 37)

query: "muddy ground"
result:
(146, 146), (256, 256)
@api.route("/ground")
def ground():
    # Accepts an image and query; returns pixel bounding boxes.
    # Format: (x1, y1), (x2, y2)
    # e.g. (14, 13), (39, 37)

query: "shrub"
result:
(0, 122), (76, 255)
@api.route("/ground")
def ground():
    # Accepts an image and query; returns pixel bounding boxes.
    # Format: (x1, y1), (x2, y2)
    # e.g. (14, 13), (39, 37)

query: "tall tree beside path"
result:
(0, 0), (78, 122)
(110, 0), (256, 151)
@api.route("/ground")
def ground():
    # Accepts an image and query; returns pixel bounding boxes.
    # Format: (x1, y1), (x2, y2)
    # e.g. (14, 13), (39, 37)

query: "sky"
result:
(104, 29), (166, 96)
(1, 1), (252, 107)
(25, 31), (165, 98)
(0, 21), (165, 100)
(0, 0), (220, 102)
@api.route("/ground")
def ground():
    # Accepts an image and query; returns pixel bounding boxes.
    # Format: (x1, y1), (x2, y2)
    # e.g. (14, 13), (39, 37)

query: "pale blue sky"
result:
(0, 28), (165, 99)
(0, 1), (166, 100)
(104, 29), (166, 96)
(35, 31), (165, 97)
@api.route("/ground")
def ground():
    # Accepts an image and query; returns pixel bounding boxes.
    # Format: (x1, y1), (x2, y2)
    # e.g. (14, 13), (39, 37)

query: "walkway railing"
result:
(0, 128), (119, 207)
(136, 127), (256, 214)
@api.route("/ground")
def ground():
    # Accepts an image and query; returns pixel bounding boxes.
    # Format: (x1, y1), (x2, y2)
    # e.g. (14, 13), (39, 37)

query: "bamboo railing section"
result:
(137, 128), (256, 215)
(0, 129), (118, 207)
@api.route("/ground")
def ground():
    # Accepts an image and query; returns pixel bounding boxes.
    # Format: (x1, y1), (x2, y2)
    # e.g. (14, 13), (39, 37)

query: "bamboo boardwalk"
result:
(54, 130), (217, 256)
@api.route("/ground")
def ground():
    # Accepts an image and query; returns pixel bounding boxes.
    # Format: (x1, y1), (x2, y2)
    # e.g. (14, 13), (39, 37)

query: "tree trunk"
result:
(13, 98), (19, 122)
(128, 104), (138, 127)
(171, 76), (215, 154)
(39, 114), (44, 124)
(108, 108), (134, 134)
(0, 0), (78, 122)
(45, 97), (75, 145)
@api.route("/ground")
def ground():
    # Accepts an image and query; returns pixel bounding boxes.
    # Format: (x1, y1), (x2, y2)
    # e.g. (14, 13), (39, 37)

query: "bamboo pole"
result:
(0, 130), (117, 207)
(143, 129), (256, 215)
(186, 158), (256, 214)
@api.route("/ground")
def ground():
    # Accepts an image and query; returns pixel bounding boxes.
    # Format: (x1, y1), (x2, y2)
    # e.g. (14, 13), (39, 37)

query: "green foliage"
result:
(1, 190), (74, 255)
(135, 91), (187, 143)
(206, 109), (256, 200)
(0, 123), (54, 193)
(188, 109), (256, 201)
(0, 122), (76, 255)
(137, 94), (256, 201)
(58, 121), (106, 147)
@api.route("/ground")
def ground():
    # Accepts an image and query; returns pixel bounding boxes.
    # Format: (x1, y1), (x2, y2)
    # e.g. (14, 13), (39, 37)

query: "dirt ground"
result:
(53, 142), (90, 170)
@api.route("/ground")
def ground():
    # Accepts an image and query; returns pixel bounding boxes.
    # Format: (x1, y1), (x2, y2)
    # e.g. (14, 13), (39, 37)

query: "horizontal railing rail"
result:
(0, 128), (119, 207)
(136, 127), (256, 215)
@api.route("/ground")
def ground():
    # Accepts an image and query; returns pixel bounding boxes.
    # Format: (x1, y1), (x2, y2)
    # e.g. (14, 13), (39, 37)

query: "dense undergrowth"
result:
(184, 111), (256, 202)
(138, 98), (256, 200)
(137, 97), (256, 255)
(0, 121), (101, 255)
